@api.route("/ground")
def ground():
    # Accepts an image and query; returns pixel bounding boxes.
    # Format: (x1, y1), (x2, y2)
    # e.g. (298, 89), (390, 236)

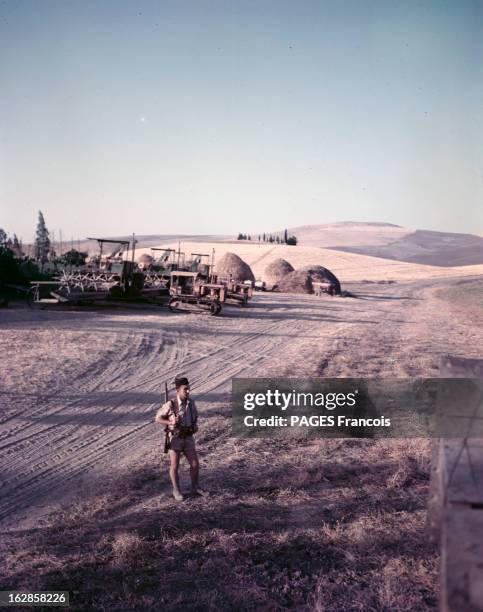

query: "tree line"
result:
(237, 229), (297, 245)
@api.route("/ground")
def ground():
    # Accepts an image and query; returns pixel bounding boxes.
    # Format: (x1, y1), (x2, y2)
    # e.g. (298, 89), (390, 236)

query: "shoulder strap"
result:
(171, 398), (179, 417)
(189, 400), (197, 425)
(164, 399), (177, 433)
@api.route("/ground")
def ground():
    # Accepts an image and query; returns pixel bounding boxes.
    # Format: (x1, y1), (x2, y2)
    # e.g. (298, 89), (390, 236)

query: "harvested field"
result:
(0, 261), (482, 609)
(286, 222), (413, 248)
(131, 240), (483, 284)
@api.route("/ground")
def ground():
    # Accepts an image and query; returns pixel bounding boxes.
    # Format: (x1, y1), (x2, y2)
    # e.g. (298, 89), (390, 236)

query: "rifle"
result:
(163, 381), (170, 454)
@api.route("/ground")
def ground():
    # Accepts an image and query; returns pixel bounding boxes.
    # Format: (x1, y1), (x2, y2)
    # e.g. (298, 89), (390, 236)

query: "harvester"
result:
(28, 237), (169, 308)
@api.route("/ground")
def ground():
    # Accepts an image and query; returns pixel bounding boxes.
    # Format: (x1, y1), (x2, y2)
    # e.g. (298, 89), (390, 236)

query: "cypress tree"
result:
(0, 228), (7, 249)
(12, 234), (23, 257)
(35, 211), (50, 262)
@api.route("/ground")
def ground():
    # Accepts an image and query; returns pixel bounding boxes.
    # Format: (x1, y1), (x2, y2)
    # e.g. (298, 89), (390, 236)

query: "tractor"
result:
(168, 271), (226, 315)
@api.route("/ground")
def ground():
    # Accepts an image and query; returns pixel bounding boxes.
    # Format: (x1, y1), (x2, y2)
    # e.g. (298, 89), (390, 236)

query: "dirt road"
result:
(0, 276), (481, 528)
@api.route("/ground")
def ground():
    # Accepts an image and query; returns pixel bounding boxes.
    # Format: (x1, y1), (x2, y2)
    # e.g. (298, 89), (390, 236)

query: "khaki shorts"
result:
(169, 435), (196, 453)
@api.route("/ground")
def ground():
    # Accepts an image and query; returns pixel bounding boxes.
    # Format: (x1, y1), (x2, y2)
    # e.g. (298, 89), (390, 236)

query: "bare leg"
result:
(184, 448), (199, 491)
(168, 449), (182, 496)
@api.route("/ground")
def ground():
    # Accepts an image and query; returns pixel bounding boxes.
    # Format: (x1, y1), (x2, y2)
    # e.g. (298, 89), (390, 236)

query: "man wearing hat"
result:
(155, 375), (205, 501)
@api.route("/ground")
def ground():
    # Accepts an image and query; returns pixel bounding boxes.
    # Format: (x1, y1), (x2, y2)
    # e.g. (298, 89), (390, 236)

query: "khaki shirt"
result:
(156, 397), (198, 429)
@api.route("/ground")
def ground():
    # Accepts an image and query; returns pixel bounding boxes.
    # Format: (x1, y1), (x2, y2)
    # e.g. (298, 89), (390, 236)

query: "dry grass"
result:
(0, 413), (438, 611)
(153, 240), (483, 283)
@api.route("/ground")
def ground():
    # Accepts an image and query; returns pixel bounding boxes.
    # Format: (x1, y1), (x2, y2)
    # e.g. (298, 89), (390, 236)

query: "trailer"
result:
(212, 276), (253, 306)
(223, 279), (253, 306)
(313, 280), (337, 297)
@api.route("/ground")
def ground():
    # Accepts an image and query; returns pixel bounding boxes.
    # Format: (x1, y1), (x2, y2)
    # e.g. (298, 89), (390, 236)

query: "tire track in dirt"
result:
(0, 328), (140, 427)
(2, 282), (445, 526)
(0, 314), (283, 450)
(278, 281), (423, 379)
(1, 314), (284, 466)
(0, 310), (299, 523)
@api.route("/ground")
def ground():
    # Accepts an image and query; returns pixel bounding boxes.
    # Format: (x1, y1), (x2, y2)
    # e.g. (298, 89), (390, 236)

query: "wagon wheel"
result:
(109, 285), (124, 299)
(168, 297), (181, 312)
(210, 300), (222, 316)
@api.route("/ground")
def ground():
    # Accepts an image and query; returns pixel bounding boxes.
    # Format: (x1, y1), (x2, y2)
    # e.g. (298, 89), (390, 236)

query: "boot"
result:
(172, 488), (184, 502)
(190, 486), (207, 497)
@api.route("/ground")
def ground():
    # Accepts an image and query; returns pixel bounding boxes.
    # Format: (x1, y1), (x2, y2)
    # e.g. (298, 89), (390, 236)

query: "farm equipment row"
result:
(28, 238), (167, 309)
(28, 237), (254, 315)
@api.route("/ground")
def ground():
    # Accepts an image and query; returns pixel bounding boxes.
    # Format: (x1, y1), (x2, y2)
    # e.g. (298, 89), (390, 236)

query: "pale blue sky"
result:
(1, 0), (482, 242)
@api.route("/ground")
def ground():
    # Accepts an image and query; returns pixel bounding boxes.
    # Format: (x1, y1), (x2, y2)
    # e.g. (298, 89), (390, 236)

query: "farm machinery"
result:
(28, 237), (169, 308)
(27, 237), (256, 315)
(313, 281), (337, 296)
(168, 270), (226, 315)
(166, 253), (226, 315)
(166, 252), (254, 314)
(221, 279), (253, 306)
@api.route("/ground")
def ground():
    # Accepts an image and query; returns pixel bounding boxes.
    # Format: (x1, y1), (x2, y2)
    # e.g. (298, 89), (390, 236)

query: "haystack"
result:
(264, 258), (294, 289)
(137, 253), (153, 269)
(276, 269), (313, 294)
(299, 265), (341, 294)
(137, 253), (153, 265)
(215, 252), (255, 282)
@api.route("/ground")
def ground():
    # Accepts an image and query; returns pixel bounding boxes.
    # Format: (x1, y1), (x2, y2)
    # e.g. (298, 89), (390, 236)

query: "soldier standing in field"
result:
(155, 375), (205, 501)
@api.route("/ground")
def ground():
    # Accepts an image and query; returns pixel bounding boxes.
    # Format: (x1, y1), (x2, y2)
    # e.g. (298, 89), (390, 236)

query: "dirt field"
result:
(0, 272), (482, 609)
